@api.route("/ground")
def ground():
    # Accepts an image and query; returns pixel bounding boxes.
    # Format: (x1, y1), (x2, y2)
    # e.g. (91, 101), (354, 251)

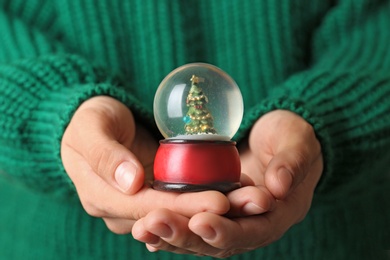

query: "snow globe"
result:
(153, 63), (244, 192)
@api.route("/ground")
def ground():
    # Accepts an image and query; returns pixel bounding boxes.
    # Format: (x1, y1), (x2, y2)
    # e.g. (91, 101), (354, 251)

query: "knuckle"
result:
(121, 202), (146, 221)
(78, 189), (109, 218)
(293, 151), (309, 172)
(87, 141), (119, 177)
(212, 236), (235, 250)
(103, 219), (133, 235)
(178, 238), (194, 250)
(106, 224), (124, 234)
(287, 151), (310, 184)
(80, 199), (103, 217)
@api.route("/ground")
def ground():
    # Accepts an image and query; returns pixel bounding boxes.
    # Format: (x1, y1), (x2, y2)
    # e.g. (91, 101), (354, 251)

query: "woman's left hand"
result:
(132, 110), (323, 258)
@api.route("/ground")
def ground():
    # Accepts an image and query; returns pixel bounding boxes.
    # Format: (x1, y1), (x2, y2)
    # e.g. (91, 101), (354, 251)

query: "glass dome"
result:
(154, 63), (243, 141)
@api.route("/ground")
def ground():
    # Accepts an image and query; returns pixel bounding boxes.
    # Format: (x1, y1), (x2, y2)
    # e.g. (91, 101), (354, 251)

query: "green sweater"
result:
(0, 0), (389, 259)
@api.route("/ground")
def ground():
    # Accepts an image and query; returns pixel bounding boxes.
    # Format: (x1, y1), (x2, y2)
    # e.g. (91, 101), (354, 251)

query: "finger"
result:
(226, 185), (275, 217)
(264, 149), (309, 199)
(62, 146), (229, 220)
(103, 217), (136, 234)
(249, 110), (322, 200)
(133, 218), (196, 255)
(132, 209), (220, 256)
(264, 146), (322, 200)
(239, 173), (255, 186)
(189, 207), (289, 252)
(190, 170), (321, 251)
(239, 145), (267, 186)
(190, 212), (276, 252)
(63, 96), (144, 195)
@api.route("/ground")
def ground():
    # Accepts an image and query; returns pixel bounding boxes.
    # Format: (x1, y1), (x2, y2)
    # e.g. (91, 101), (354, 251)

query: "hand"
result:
(132, 110), (323, 257)
(61, 96), (230, 234)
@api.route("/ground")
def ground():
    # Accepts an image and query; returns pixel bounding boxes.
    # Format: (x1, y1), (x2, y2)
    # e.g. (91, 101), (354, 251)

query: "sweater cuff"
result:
(29, 83), (154, 197)
(235, 98), (333, 193)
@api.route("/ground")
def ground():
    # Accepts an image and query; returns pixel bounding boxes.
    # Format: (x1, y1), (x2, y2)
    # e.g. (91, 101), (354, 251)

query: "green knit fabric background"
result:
(0, 0), (389, 259)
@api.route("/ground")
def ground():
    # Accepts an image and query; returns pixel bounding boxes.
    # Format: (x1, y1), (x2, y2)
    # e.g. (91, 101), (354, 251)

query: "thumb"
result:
(64, 96), (145, 195)
(264, 149), (311, 200)
(89, 140), (145, 195)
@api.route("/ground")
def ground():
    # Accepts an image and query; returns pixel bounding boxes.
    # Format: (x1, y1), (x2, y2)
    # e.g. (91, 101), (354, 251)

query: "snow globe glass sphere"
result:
(153, 63), (244, 192)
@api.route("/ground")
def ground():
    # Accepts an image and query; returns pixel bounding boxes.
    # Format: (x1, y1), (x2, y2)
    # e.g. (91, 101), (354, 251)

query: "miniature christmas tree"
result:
(183, 75), (217, 135)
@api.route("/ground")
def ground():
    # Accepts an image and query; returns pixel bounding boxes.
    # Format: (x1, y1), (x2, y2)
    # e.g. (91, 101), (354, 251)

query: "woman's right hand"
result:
(61, 96), (230, 234)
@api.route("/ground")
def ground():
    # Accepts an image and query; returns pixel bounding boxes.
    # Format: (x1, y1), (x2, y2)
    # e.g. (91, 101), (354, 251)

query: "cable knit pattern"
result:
(0, 0), (389, 259)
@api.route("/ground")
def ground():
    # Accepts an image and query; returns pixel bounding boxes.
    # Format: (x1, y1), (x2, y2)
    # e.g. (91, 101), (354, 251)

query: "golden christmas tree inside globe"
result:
(153, 63), (244, 192)
(154, 63), (244, 141)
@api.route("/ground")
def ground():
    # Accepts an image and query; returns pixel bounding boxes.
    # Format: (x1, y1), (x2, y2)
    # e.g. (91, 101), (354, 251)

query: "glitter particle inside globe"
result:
(154, 63), (244, 141)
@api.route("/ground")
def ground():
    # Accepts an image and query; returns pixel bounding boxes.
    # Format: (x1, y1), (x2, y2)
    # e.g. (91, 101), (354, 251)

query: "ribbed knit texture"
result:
(0, 0), (389, 259)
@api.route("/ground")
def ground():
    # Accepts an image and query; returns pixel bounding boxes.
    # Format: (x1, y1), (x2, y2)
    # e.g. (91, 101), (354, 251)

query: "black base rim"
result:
(153, 180), (241, 193)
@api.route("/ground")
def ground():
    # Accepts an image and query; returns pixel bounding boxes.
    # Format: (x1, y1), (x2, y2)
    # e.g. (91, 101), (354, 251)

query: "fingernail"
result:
(242, 202), (265, 215)
(277, 168), (293, 191)
(115, 162), (137, 192)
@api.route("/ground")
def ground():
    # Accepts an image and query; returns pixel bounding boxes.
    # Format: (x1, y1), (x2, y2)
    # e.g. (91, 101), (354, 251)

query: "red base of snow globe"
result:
(153, 139), (241, 193)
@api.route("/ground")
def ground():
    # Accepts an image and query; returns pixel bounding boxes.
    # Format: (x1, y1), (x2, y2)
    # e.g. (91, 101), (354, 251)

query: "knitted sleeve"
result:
(0, 5), (153, 198)
(235, 0), (390, 194)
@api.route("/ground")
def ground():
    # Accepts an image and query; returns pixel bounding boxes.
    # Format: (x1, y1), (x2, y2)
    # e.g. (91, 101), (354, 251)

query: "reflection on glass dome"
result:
(154, 63), (243, 141)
